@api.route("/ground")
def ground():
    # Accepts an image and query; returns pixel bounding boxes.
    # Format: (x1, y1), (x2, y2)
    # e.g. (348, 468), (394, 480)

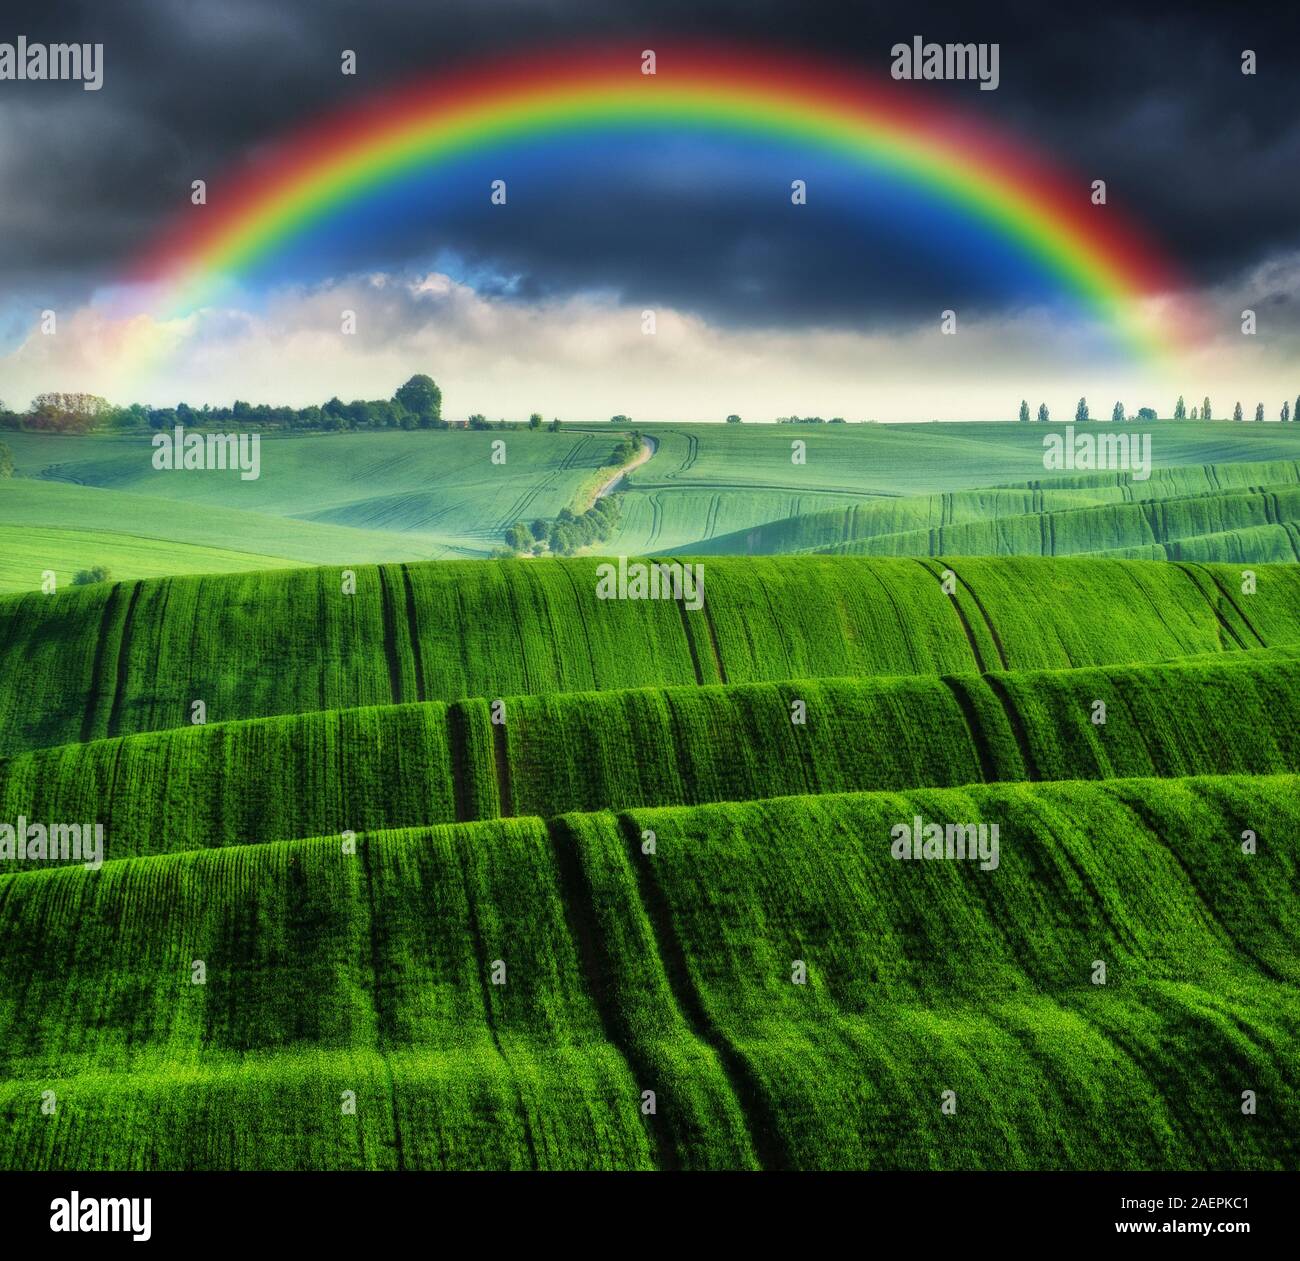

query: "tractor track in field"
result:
(82, 584), (123, 745)
(1187, 562), (1268, 647)
(1112, 792), (1286, 984)
(377, 566), (406, 704)
(491, 706), (514, 817)
(1172, 563), (1247, 649)
(447, 703), (476, 823)
(914, 559), (988, 673)
(452, 834), (541, 1169)
(105, 580), (143, 741)
(491, 436), (594, 533)
(359, 838), (407, 1170)
(614, 812), (787, 1171)
(674, 597), (705, 685)
(939, 677), (1002, 784)
(951, 568), (1010, 670)
(646, 492), (663, 548)
(982, 674), (1040, 781)
(399, 564), (427, 703)
(546, 816), (681, 1171)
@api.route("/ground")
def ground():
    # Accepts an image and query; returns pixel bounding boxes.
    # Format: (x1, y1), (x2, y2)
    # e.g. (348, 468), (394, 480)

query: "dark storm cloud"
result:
(1, 0), (1297, 325)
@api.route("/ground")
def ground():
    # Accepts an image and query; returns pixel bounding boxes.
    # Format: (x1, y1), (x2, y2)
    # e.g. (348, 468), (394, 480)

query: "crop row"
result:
(813, 483), (1300, 562)
(4, 555), (1300, 756)
(686, 458), (1300, 556)
(0, 772), (1296, 1170)
(4, 647), (1300, 870)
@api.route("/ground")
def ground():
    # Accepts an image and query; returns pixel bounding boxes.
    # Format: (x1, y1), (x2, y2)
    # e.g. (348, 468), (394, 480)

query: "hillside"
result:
(1, 427), (626, 560)
(4, 555), (1300, 756)
(4, 646), (1299, 870)
(3, 552), (1299, 1171)
(686, 459), (1300, 558)
(609, 424), (1300, 553)
(7, 424), (1300, 585)
(1, 774), (1296, 1169)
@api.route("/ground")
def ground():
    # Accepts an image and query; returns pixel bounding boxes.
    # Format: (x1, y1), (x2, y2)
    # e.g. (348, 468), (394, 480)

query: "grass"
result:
(3, 420), (1299, 1174)
(1, 772), (1295, 1169)
(609, 423), (1300, 553)
(0, 478), (436, 593)
(5, 555), (1300, 756)
(686, 459), (1300, 557)
(5, 646), (1300, 870)
(2, 427), (625, 560)
(6, 424), (1300, 579)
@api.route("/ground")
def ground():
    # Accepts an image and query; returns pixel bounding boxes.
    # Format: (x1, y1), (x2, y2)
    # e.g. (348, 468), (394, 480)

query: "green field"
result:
(1, 773), (1296, 1169)
(3, 419), (1300, 1171)
(610, 423), (1300, 554)
(6, 422), (1300, 586)
(4, 555), (1299, 755)
(4, 646), (1299, 871)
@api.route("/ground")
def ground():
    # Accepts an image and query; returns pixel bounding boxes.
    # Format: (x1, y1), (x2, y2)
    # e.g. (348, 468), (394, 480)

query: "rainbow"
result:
(126, 44), (1192, 363)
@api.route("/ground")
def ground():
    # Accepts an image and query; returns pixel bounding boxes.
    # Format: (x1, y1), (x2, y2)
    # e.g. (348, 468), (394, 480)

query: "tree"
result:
(1190, 406), (1199, 420)
(548, 418), (562, 432)
(1111, 401), (1125, 423)
(29, 392), (111, 433)
(393, 374), (442, 427)
(72, 565), (111, 586)
(528, 412), (543, 430)
(1284, 401), (1292, 423)
(0, 441), (13, 479)
(1136, 407), (1157, 421)
(1037, 403), (1050, 423)
(1294, 396), (1300, 423)
(1173, 395), (1186, 421)
(1202, 397), (1212, 421)
(1018, 400), (1030, 423)
(1075, 397), (1089, 423)
(726, 414), (743, 424)
(529, 518), (549, 541)
(1234, 401), (1244, 423)
(610, 414), (632, 424)
(1255, 403), (1265, 422)
(503, 522), (531, 552)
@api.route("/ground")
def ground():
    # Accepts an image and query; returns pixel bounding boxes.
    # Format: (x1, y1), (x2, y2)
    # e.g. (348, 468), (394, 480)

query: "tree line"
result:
(0, 377), (598, 436)
(1019, 395), (1300, 423)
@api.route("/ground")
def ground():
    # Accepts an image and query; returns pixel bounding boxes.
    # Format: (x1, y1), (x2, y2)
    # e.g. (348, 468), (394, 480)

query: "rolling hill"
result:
(1, 773), (1296, 1169)
(2, 514), (1298, 1169)
(3, 555), (1300, 756)
(3, 645), (1299, 871)
(6, 423), (1300, 585)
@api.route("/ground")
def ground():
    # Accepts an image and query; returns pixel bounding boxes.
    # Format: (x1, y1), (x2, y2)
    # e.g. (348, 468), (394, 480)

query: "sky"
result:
(1, 0), (1298, 421)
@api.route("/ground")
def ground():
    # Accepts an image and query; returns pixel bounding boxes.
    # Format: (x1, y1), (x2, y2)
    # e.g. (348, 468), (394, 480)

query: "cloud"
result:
(3, 263), (1296, 422)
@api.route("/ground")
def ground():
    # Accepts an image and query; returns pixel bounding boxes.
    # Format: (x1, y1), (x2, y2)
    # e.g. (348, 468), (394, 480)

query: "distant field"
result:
(1, 427), (624, 566)
(610, 422), (1300, 553)
(689, 458), (1300, 555)
(5, 422), (1300, 584)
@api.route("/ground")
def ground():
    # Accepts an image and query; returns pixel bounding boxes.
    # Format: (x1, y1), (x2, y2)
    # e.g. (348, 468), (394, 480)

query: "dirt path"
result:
(591, 434), (659, 505)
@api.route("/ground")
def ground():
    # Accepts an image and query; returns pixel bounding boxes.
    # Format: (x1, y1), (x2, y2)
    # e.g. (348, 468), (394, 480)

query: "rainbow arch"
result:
(126, 44), (1192, 361)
